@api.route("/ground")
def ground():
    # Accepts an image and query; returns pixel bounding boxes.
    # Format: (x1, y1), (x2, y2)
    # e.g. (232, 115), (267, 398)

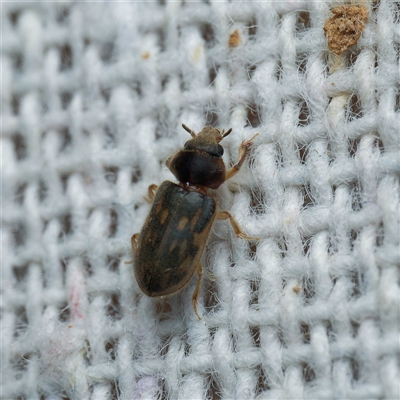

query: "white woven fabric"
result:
(2, 1), (399, 399)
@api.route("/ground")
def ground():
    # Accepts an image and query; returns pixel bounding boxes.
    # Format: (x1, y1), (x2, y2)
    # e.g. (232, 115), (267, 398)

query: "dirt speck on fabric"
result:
(324, 5), (368, 55)
(229, 29), (241, 48)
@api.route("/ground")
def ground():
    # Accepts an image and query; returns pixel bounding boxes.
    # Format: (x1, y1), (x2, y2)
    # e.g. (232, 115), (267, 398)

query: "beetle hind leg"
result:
(192, 264), (203, 320)
(216, 210), (259, 240)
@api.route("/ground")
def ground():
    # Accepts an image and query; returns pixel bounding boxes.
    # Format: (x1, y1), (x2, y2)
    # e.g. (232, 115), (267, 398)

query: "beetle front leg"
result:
(192, 264), (203, 320)
(144, 184), (158, 203)
(225, 133), (258, 181)
(216, 211), (258, 240)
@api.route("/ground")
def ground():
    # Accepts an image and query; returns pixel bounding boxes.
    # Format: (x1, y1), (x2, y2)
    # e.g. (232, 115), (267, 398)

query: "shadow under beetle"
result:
(132, 124), (258, 319)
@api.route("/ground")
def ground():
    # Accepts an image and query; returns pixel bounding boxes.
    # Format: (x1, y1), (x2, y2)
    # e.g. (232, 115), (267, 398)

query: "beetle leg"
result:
(192, 264), (203, 320)
(131, 233), (139, 252)
(144, 184), (158, 203)
(125, 233), (139, 264)
(216, 210), (258, 240)
(225, 133), (258, 181)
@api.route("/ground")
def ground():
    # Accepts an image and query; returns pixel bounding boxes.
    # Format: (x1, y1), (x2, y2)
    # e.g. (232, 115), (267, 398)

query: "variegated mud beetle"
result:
(132, 124), (258, 319)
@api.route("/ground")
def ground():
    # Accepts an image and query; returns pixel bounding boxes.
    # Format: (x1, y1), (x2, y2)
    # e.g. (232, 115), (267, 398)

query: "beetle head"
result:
(181, 124), (232, 158)
(165, 124), (231, 189)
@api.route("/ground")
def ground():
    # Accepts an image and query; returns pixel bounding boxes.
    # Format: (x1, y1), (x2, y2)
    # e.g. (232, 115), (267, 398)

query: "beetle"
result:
(132, 124), (258, 319)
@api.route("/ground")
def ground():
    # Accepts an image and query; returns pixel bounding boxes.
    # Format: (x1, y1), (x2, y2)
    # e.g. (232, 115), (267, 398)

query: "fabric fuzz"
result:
(1, 1), (399, 399)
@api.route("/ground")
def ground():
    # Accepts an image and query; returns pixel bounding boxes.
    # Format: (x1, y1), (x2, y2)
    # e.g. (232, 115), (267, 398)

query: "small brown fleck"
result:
(324, 5), (368, 55)
(293, 285), (302, 294)
(141, 51), (151, 59)
(177, 216), (189, 231)
(229, 29), (241, 48)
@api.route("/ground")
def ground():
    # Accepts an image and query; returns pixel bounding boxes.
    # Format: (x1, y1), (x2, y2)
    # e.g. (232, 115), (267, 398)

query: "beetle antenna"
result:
(221, 128), (232, 139)
(182, 124), (196, 138)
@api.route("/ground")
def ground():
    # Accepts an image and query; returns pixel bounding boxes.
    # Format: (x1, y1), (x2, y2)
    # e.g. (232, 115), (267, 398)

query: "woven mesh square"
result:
(2, 1), (399, 399)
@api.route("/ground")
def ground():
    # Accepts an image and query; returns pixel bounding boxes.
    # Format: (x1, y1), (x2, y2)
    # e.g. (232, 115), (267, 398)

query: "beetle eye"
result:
(216, 144), (224, 157)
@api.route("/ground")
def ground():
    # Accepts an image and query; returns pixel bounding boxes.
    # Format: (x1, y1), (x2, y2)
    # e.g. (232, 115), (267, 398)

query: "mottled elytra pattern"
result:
(2, 2), (399, 399)
(135, 181), (216, 296)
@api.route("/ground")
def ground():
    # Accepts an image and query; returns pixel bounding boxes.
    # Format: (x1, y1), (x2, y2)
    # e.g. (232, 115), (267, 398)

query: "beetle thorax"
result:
(166, 127), (228, 189)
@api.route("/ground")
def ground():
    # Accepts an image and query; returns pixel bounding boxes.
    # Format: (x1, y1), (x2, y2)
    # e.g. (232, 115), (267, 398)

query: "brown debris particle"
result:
(324, 5), (368, 55)
(293, 284), (302, 294)
(141, 51), (150, 59)
(229, 29), (241, 48)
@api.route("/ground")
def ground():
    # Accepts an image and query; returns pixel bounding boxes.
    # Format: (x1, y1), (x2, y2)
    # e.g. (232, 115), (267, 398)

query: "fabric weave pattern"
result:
(1, 1), (399, 399)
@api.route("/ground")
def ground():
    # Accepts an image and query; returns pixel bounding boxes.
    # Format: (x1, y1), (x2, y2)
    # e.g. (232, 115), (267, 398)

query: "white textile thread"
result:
(1, 1), (399, 399)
